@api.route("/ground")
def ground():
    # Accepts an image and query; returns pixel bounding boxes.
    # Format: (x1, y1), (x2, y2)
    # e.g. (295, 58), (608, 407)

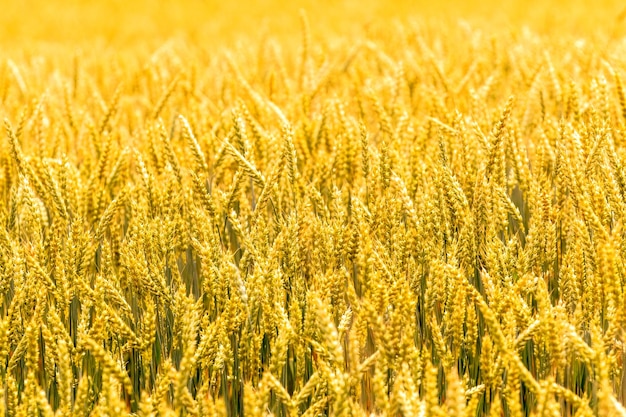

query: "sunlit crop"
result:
(1, 1), (626, 416)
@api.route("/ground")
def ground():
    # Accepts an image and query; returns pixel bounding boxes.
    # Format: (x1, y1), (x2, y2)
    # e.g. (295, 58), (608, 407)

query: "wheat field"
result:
(2, 0), (626, 416)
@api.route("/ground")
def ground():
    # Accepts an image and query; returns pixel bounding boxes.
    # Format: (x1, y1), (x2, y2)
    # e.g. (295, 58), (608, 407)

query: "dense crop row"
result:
(1, 11), (626, 417)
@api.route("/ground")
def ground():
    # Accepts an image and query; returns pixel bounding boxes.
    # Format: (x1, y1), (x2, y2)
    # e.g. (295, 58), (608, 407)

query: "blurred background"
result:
(1, 0), (625, 49)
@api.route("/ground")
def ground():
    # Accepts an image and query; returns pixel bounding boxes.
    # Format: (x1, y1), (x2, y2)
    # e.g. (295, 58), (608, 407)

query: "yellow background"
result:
(1, 0), (625, 48)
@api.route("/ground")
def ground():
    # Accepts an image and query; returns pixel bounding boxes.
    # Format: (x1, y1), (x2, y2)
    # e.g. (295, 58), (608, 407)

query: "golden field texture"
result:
(3, 0), (626, 415)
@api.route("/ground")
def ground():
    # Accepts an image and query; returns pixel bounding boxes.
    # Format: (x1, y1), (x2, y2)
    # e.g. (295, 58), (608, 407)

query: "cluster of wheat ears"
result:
(1, 9), (626, 417)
